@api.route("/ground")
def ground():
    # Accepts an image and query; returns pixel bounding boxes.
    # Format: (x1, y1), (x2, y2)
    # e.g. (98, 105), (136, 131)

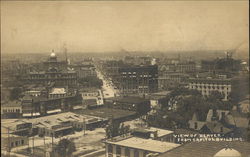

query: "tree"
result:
(105, 120), (120, 138)
(54, 138), (76, 157)
(208, 91), (224, 101)
(229, 76), (249, 104)
(247, 129), (250, 142)
(170, 87), (201, 97)
(137, 103), (151, 115)
(9, 87), (22, 100)
(78, 76), (103, 88)
(207, 91), (233, 110)
(147, 89), (210, 129)
(105, 120), (130, 138)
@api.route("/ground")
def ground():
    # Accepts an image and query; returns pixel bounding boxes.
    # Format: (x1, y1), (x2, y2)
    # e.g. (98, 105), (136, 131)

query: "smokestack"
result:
(63, 43), (68, 63)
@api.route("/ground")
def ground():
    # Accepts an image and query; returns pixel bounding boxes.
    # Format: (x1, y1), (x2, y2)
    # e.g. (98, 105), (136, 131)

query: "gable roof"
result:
(192, 112), (206, 121)
(206, 109), (230, 122)
(234, 117), (250, 128)
(201, 122), (233, 134)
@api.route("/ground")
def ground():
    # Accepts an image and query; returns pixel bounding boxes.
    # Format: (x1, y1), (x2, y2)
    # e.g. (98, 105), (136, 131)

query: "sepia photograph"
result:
(1, 0), (249, 157)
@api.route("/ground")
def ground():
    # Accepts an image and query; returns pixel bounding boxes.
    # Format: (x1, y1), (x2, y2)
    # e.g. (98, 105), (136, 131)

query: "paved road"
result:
(96, 70), (117, 99)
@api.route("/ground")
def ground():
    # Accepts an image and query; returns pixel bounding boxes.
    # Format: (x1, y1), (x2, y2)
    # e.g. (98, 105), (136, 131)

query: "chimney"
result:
(212, 109), (217, 117)
(221, 112), (226, 120)
(211, 109), (218, 121)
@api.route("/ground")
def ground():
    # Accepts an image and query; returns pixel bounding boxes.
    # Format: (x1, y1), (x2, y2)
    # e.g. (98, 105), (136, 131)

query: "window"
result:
(15, 141), (18, 146)
(21, 140), (24, 145)
(194, 122), (198, 129)
(11, 142), (14, 147)
(220, 127), (223, 133)
(134, 150), (139, 157)
(125, 148), (130, 157)
(116, 146), (121, 156)
(108, 144), (113, 153)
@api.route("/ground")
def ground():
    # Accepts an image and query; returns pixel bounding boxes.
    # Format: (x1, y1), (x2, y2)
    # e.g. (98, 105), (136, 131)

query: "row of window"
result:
(190, 83), (230, 86)
(107, 145), (147, 157)
(190, 85), (230, 90)
(2, 109), (21, 113)
(200, 90), (229, 95)
(122, 75), (153, 77)
(49, 94), (66, 98)
(30, 76), (76, 79)
(122, 72), (137, 74)
(82, 93), (98, 96)
(10, 139), (25, 147)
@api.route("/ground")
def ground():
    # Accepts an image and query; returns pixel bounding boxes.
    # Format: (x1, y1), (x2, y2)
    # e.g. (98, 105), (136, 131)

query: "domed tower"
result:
(214, 148), (241, 157)
(49, 50), (57, 62)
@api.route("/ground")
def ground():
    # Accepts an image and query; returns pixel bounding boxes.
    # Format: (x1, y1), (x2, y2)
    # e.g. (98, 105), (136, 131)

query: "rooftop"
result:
(133, 127), (173, 137)
(79, 87), (99, 92)
(151, 91), (171, 96)
(110, 96), (149, 104)
(145, 127), (173, 137)
(158, 141), (250, 157)
(1, 100), (22, 107)
(1, 132), (23, 138)
(174, 128), (199, 134)
(50, 88), (66, 94)
(106, 137), (179, 153)
(27, 112), (105, 128)
(74, 107), (136, 120)
(1, 119), (31, 133)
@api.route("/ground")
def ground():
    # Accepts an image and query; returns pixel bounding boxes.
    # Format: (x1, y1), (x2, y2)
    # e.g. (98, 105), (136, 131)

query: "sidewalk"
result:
(1, 150), (28, 157)
(79, 149), (105, 157)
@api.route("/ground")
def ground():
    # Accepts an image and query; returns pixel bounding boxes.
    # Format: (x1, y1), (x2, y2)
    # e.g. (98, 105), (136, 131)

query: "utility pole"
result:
(81, 108), (86, 136)
(51, 132), (54, 156)
(44, 135), (46, 157)
(27, 135), (30, 156)
(31, 98), (34, 157)
(32, 135), (35, 157)
(83, 117), (86, 135)
(7, 127), (10, 157)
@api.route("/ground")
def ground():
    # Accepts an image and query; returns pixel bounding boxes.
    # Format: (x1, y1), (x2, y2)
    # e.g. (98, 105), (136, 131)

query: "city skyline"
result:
(1, 1), (249, 55)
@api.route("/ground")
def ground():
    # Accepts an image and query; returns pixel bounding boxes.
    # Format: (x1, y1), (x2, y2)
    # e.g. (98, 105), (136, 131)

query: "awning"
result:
(22, 112), (40, 117)
(73, 106), (85, 110)
(54, 126), (73, 132)
(47, 109), (62, 114)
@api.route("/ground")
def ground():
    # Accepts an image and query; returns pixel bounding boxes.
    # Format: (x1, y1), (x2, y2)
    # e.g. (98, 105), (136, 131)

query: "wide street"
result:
(95, 69), (118, 98)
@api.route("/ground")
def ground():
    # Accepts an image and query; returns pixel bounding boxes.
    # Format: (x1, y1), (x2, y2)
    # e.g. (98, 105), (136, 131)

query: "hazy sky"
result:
(1, 1), (249, 54)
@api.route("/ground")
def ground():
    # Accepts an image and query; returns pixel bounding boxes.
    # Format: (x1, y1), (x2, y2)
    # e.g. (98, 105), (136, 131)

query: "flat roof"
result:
(144, 127), (173, 137)
(1, 133), (23, 138)
(106, 137), (179, 153)
(50, 88), (66, 94)
(151, 91), (171, 96)
(110, 96), (149, 104)
(26, 112), (105, 128)
(1, 100), (22, 107)
(1, 119), (31, 133)
(74, 107), (136, 120)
